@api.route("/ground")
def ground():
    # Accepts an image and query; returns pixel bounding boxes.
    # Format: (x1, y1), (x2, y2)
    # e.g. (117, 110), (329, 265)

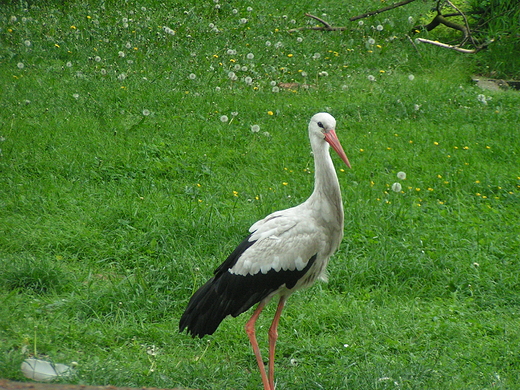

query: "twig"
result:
(349, 0), (417, 21)
(288, 13), (348, 32)
(416, 38), (478, 53)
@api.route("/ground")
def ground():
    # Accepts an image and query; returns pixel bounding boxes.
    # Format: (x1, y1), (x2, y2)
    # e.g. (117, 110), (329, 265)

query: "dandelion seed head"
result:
(142, 109), (150, 116)
(239, 18), (248, 24)
(251, 124), (260, 133)
(66, 61), (72, 67)
(367, 75), (376, 81)
(408, 74), (415, 81)
(358, 20), (364, 26)
(73, 93), (79, 99)
(265, 41), (272, 46)
(220, 115), (229, 122)
(397, 171), (407, 180)
(392, 183), (402, 192)
(125, 42), (132, 49)
(244, 76), (253, 84)
(247, 7), (253, 12)
(24, 40), (31, 47)
(189, 73), (196, 79)
(117, 73), (126, 81)
(246, 52), (254, 60)
(118, 51), (125, 57)
(17, 62), (24, 69)
(296, 37), (303, 43)
(94, 56), (101, 62)
(272, 86), (279, 93)
(367, 38), (375, 45)
(376, 25), (384, 31)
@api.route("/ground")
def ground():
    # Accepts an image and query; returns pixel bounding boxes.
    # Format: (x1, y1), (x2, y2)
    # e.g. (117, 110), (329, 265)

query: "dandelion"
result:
(239, 18), (248, 24)
(391, 183), (402, 192)
(231, 112), (238, 117)
(241, 66), (248, 71)
(263, 131), (270, 137)
(228, 71), (237, 81)
(189, 73), (196, 79)
(301, 71), (307, 77)
(312, 52), (321, 59)
(477, 94), (489, 105)
(94, 56), (101, 62)
(265, 40), (272, 46)
(117, 73), (126, 81)
(232, 8), (238, 14)
(358, 20), (364, 26)
(142, 109), (150, 116)
(73, 93), (79, 99)
(397, 171), (406, 180)
(251, 125), (260, 133)
(267, 111), (274, 115)
(274, 41), (283, 49)
(414, 104), (421, 111)
(244, 76), (253, 85)
(408, 74), (415, 81)
(270, 80), (277, 86)
(118, 51), (125, 58)
(272, 86), (279, 93)
(24, 40), (31, 47)
(247, 7), (253, 11)
(376, 25), (384, 31)
(220, 115), (229, 122)
(367, 75), (376, 81)
(100, 68), (107, 75)
(227, 49), (237, 55)
(215, 86), (221, 91)
(17, 62), (24, 69)
(66, 61), (72, 67)
(246, 53), (254, 59)
(318, 71), (329, 77)
(296, 37), (303, 43)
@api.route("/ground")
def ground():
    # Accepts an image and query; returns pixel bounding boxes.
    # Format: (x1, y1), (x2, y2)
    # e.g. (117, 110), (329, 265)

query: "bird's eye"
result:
(317, 122), (324, 129)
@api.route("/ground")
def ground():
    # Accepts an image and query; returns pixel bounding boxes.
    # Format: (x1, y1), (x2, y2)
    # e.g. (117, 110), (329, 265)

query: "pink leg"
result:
(268, 296), (287, 390)
(245, 300), (271, 390)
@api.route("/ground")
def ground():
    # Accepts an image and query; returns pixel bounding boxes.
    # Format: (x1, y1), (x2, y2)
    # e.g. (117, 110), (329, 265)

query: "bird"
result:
(179, 112), (351, 390)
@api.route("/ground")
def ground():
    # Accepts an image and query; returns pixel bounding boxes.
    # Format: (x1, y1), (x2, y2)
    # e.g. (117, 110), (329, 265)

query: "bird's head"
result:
(309, 113), (351, 169)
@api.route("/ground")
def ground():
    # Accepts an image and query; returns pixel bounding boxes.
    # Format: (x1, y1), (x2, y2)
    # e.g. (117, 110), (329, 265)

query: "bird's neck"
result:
(308, 143), (344, 225)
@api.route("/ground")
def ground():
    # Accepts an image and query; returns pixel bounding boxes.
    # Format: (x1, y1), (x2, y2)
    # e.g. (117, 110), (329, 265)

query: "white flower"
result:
(189, 73), (196, 79)
(228, 71), (237, 80)
(376, 25), (383, 31)
(397, 171), (406, 180)
(358, 20), (364, 26)
(66, 61), (72, 67)
(94, 56), (101, 62)
(118, 51), (125, 58)
(408, 74), (415, 81)
(246, 53), (254, 60)
(239, 18), (248, 24)
(142, 109), (150, 116)
(318, 71), (329, 77)
(272, 86), (279, 93)
(220, 115), (228, 122)
(244, 76), (253, 85)
(73, 93), (79, 99)
(265, 41), (272, 46)
(270, 80), (277, 86)
(391, 183), (402, 192)
(24, 40), (31, 47)
(296, 37), (303, 43)
(408, 16), (414, 24)
(312, 52), (321, 59)
(367, 38), (375, 45)
(125, 42), (132, 49)
(17, 62), (24, 69)
(367, 75), (376, 81)
(118, 73), (126, 80)
(251, 125), (260, 133)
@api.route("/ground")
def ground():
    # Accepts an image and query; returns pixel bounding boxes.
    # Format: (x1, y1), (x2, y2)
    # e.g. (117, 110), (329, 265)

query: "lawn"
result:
(1, 1), (519, 389)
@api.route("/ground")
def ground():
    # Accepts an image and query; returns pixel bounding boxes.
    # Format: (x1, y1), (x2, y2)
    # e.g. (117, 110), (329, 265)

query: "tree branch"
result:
(349, 0), (418, 21)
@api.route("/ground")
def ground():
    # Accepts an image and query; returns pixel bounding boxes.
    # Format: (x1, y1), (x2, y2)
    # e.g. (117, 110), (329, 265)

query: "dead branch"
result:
(416, 38), (478, 53)
(287, 13), (348, 32)
(349, 0), (418, 21)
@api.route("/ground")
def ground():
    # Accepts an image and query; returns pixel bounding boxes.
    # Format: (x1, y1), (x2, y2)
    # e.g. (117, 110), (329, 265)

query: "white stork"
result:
(179, 112), (350, 390)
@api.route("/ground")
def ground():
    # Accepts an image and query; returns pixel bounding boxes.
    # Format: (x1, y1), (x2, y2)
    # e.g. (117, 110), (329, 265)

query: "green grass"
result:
(1, 1), (520, 389)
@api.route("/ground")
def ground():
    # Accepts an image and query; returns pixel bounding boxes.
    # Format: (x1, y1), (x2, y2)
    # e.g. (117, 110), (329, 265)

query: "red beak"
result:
(324, 129), (351, 169)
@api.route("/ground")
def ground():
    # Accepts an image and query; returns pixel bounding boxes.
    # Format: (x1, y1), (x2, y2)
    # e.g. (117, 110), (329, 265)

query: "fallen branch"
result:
(349, 0), (417, 21)
(416, 38), (491, 53)
(287, 13), (348, 32)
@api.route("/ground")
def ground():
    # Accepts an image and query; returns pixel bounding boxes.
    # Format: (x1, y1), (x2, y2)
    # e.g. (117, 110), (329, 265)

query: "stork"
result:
(179, 113), (351, 390)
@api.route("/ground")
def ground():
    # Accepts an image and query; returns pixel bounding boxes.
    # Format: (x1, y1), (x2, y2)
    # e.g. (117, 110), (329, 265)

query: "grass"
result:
(1, 1), (520, 389)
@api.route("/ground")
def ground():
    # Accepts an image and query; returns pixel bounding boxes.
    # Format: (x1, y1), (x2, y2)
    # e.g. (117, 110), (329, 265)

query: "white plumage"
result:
(180, 112), (351, 390)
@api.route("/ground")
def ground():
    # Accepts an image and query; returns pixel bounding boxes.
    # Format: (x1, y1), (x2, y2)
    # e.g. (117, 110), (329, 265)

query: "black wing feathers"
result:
(179, 235), (317, 338)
